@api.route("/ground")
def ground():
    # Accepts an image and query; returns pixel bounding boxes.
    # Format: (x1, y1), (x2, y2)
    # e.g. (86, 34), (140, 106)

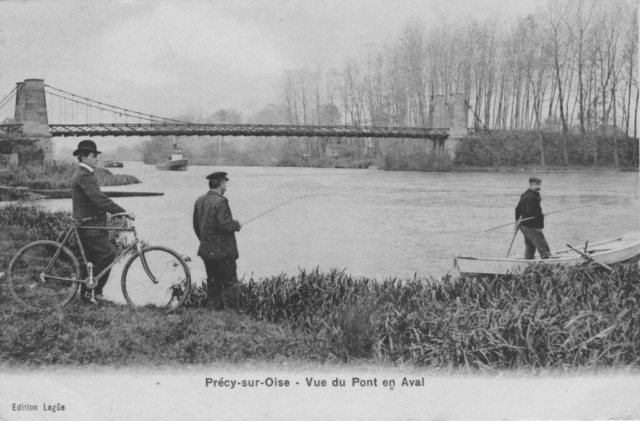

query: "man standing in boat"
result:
(71, 139), (127, 303)
(193, 172), (242, 310)
(515, 176), (550, 259)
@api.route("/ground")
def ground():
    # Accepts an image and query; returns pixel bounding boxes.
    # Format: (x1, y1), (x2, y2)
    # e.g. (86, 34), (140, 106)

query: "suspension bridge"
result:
(0, 79), (469, 161)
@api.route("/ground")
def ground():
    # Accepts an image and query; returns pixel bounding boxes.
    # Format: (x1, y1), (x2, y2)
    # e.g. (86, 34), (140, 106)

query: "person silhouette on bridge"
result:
(193, 171), (243, 310)
(71, 139), (127, 303)
(515, 176), (550, 259)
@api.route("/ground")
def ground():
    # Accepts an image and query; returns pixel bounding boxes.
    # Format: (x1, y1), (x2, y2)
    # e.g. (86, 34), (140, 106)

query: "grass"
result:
(1, 205), (639, 370)
(0, 301), (308, 366)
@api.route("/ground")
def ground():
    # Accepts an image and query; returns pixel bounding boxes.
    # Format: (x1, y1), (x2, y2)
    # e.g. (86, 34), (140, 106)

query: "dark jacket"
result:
(71, 166), (126, 237)
(193, 191), (241, 261)
(515, 189), (544, 229)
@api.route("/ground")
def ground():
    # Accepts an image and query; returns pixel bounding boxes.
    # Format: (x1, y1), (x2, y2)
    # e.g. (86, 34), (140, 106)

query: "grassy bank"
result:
(1, 205), (639, 369)
(0, 162), (140, 201)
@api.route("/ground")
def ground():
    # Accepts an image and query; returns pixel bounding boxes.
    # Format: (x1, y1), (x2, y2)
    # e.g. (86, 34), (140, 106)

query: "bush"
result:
(0, 162), (140, 191)
(0, 204), (128, 254)
(454, 130), (639, 168)
(381, 150), (453, 171)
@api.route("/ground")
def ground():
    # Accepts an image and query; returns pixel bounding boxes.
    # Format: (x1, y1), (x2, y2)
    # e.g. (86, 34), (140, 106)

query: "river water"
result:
(38, 163), (639, 290)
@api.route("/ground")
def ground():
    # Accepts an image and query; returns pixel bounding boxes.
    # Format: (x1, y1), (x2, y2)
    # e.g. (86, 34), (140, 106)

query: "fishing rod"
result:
(484, 198), (621, 232)
(242, 194), (342, 226)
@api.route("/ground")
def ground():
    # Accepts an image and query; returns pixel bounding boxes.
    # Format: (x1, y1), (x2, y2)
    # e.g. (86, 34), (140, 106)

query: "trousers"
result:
(79, 234), (117, 296)
(520, 226), (551, 259)
(202, 258), (240, 310)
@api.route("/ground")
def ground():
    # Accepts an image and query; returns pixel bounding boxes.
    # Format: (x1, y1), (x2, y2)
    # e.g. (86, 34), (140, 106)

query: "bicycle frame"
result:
(43, 217), (159, 288)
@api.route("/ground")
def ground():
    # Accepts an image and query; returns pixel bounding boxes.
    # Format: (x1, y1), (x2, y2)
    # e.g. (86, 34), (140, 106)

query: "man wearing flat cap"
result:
(71, 139), (127, 302)
(515, 176), (550, 259)
(193, 171), (243, 310)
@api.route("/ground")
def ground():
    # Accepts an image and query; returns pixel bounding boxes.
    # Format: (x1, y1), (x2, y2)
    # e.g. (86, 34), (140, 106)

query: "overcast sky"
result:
(1, 0), (547, 150)
(1, 1), (638, 412)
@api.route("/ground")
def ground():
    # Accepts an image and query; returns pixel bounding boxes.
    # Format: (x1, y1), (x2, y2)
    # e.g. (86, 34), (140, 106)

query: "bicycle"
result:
(6, 212), (191, 312)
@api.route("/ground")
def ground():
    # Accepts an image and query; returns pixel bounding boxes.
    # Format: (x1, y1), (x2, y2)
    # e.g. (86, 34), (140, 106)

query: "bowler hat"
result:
(206, 171), (229, 181)
(73, 140), (101, 156)
(529, 176), (542, 184)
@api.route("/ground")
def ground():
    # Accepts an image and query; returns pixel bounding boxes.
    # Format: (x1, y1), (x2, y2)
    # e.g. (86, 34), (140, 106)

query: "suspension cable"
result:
(0, 87), (18, 112)
(44, 84), (191, 124)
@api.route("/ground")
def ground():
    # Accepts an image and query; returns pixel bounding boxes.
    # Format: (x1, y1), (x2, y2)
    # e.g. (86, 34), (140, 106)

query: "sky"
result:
(0, 0), (548, 151)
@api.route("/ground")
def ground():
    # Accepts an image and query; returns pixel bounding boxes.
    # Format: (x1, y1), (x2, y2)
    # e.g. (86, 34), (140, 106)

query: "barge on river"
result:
(454, 231), (640, 275)
(156, 145), (188, 171)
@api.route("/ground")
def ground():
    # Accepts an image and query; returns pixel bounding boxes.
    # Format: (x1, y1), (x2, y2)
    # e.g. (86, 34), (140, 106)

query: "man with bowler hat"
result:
(515, 176), (550, 259)
(193, 171), (243, 310)
(71, 139), (127, 302)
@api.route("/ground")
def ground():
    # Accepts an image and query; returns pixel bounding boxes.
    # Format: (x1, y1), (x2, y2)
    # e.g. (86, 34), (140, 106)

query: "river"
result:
(38, 163), (639, 291)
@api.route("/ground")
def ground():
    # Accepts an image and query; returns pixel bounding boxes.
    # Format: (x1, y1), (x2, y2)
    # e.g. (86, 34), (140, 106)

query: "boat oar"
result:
(485, 199), (620, 232)
(505, 216), (522, 257)
(566, 244), (614, 272)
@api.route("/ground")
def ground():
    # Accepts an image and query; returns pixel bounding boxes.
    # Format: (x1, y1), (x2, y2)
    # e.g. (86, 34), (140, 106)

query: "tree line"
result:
(274, 0), (637, 137)
(138, 0), (638, 168)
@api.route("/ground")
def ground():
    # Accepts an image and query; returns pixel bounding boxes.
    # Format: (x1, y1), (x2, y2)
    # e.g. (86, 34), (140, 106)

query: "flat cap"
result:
(529, 176), (542, 183)
(206, 171), (229, 181)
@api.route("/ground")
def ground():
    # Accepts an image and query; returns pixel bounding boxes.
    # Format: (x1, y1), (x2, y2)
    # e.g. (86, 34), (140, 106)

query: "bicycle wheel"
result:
(8, 240), (80, 311)
(121, 245), (191, 312)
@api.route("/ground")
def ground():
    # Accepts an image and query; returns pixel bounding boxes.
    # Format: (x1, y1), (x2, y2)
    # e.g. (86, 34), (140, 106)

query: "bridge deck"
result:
(2, 123), (449, 139)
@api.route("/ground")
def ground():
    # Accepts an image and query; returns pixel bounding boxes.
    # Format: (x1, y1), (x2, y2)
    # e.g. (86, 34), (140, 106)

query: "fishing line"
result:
(242, 194), (345, 226)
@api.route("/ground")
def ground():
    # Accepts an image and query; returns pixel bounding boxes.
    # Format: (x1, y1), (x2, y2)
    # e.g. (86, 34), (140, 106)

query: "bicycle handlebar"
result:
(70, 216), (96, 224)
(110, 212), (136, 220)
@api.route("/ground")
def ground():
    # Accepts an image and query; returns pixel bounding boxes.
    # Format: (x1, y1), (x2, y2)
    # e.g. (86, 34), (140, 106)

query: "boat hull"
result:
(455, 232), (640, 275)
(155, 159), (188, 171)
(104, 161), (124, 168)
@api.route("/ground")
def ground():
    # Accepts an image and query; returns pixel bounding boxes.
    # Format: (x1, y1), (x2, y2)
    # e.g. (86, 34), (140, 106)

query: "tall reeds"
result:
(236, 266), (640, 367)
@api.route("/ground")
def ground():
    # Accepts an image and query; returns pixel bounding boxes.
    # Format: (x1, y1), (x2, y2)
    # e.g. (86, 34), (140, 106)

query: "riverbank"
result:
(186, 159), (637, 173)
(1, 205), (639, 369)
(0, 162), (141, 201)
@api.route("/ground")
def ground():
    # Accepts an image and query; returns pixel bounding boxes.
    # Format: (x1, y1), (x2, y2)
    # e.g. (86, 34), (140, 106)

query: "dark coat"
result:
(515, 189), (544, 229)
(71, 166), (126, 237)
(193, 191), (241, 261)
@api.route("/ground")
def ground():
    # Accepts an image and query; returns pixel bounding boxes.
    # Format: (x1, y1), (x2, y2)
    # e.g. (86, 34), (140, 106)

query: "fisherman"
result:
(193, 171), (243, 310)
(71, 139), (127, 303)
(515, 176), (550, 259)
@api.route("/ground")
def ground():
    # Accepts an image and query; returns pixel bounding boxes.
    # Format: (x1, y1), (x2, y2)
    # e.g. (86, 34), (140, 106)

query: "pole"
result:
(506, 217), (522, 257)
(484, 199), (620, 232)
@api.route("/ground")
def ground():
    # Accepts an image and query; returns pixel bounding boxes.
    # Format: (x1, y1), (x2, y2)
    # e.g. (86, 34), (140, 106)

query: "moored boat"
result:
(102, 155), (124, 168)
(454, 231), (640, 275)
(104, 160), (124, 168)
(156, 144), (188, 171)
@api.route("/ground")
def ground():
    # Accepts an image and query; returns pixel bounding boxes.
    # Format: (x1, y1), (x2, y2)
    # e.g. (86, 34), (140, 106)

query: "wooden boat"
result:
(454, 231), (640, 275)
(156, 145), (188, 171)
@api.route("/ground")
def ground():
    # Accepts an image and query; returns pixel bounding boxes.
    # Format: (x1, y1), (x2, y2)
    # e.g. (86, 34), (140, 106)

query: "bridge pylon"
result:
(13, 79), (53, 161)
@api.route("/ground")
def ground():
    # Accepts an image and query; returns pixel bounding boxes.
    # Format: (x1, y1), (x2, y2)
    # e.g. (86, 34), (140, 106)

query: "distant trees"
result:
(138, 0), (637, 168)
(271, 0), (637, 166)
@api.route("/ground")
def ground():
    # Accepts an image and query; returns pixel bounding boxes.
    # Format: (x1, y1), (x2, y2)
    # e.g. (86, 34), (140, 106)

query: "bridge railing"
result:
(47, 123), (450, 139)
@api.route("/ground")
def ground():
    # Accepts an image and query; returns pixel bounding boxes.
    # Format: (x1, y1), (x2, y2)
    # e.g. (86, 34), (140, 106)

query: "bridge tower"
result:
(428, 93), (468, 159)
(14, 79), (53, 161)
